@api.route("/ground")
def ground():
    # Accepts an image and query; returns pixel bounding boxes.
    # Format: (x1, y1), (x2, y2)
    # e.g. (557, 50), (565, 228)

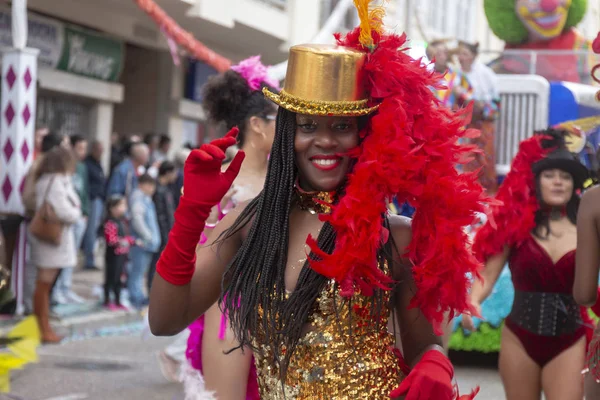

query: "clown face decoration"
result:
(516, 0), (572, 41)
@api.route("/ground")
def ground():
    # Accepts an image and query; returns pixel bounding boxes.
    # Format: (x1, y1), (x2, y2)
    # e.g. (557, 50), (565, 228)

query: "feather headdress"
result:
(306, 0), (489, 333)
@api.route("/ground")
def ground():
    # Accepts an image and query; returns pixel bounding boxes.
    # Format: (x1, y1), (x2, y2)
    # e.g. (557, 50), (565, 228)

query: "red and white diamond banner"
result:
(0, 48), (38, 215)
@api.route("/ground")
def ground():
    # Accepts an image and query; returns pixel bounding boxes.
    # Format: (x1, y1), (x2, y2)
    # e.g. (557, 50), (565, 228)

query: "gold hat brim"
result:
(263, 88), (379, 117)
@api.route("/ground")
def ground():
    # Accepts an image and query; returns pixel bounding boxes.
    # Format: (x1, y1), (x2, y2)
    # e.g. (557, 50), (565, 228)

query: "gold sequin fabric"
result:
(262, 88), (379, 117)
(252, 280), (404, 399)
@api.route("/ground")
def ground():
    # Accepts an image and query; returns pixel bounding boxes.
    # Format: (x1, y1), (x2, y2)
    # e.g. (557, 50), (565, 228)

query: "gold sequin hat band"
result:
(263, 44), (379, 117)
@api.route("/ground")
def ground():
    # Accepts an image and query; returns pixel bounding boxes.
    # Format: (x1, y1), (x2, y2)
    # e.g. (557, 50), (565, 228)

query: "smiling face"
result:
(516, 0), (572, 41)
(294, 114), (360, 192)
(538, 168), (574, 206)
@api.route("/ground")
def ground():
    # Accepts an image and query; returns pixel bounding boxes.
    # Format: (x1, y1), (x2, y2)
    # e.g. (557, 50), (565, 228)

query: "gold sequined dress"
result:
(252, 279), (405, 399)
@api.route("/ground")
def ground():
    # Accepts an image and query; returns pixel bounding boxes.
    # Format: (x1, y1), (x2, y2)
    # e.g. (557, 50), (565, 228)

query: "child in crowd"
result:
(129, 174), (160, 309)
(102, 195), (135, 310)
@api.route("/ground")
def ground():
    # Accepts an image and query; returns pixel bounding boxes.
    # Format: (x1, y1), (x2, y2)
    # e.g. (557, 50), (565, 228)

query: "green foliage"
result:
(590, 307), (600, 322)
(566, 0), (588, 30)
(450, 308), (598, 354)
(484, 0), (588, 44)
(449, 322), (502, 353)
(484, 0), (529, 44)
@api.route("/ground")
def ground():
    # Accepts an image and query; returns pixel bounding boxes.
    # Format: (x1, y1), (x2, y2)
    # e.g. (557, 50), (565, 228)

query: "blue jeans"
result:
(83, 198), (104, 268)
(128, 246), (152, 308)
(55, 216), (87, 295)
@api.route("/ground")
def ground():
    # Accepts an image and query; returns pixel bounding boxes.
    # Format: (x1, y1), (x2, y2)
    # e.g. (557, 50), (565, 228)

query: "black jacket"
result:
(85, 155), (106, 201)
(153, 183), (175, 246)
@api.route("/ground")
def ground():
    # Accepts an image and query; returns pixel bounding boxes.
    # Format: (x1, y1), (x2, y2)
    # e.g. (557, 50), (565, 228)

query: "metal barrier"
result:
(494, 74), (550, 176)
(481, 49), (599, 85)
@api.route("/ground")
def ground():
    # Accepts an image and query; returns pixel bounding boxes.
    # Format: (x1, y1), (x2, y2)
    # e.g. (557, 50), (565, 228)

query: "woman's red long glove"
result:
(390, 350), (479, 400)
(156, 128), (245, 285)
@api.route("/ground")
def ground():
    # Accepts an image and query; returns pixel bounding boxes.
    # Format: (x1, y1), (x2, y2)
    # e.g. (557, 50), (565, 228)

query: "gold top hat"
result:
(263, 44), (379, 116)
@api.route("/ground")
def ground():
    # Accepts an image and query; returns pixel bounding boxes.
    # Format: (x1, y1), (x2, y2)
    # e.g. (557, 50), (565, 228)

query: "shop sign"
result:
(0, 7), (123, 82)
(0, 7), (64, 69)
(57, 26), (124, 82)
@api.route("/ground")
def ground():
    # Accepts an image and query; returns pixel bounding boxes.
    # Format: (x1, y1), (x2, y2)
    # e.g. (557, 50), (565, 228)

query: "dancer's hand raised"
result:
(183, 127), (245, 206)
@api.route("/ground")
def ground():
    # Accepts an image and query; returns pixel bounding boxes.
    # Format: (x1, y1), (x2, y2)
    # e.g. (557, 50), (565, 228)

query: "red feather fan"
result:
(307, 28), (490, 334)
(472, 135), (551, 263)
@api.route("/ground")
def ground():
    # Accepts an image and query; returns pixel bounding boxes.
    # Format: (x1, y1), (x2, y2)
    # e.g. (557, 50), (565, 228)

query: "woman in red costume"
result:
(149, 1), (485, 398)
(464, 129), (591, 400)
(181, 56), (278, 399)
(574, 185), (600, 399)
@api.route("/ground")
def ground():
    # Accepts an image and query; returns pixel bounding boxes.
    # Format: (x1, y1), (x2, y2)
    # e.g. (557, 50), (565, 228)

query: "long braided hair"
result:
(218, 108), (392, 379)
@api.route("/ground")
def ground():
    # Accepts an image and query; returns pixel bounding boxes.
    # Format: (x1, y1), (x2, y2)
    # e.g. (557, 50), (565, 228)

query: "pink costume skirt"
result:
(185, 201), (260, 400)
(185, 313), (259, 399)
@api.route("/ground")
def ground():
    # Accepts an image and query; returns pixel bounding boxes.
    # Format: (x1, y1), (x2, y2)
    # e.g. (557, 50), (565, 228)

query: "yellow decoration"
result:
(0, 372), (9, 393)
(555, 115), (600, 153)
(8, 316), (40, 363)
(263, 44), (378, 116)
(0, 316), (40, 392)
(353, 0), (387, 49)
(556, 115), (600, 133)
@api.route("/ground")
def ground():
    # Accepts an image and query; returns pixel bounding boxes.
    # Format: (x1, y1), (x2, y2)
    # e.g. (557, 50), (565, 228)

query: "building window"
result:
(37, 93), (91, 138)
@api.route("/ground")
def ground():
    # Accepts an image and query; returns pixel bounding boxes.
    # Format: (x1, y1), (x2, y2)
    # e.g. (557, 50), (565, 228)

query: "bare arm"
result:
(460, 245), (509, 332)
(148, 203), (248, 336)
(389, 215), (444, 367)
(574, 186), (600, 306)
(470, 246), (510, 305)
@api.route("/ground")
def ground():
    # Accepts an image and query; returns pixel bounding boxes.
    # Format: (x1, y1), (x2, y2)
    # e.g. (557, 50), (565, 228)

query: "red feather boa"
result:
(307, 29), (489, 334)
(472, 135), (551, 262)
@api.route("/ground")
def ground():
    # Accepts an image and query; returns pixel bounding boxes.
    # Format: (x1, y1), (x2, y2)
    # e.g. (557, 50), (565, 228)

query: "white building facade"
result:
(6, 0), (323, 169)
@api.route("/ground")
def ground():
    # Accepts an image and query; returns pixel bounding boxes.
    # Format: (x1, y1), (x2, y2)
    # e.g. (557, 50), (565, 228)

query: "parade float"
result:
(485, 0), (594, 83)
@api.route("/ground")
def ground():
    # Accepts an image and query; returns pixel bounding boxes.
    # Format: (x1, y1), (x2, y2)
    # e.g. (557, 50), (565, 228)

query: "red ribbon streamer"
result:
(134, 0), (232, 72)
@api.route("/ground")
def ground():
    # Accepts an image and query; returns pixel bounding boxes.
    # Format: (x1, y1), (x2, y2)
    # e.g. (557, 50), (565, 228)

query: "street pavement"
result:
(4, 319), (507, 400)
(8, 330), (181, 400)
(0, 268), (508, 400)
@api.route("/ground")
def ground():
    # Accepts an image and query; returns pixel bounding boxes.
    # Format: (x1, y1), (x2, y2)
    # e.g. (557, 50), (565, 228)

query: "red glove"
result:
(390, 350), (478, 400)
(156, 128), (245, 285)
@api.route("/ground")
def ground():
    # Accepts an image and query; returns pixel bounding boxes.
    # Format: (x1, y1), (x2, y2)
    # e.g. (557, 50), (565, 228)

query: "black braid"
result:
(217, 108), (391, 382)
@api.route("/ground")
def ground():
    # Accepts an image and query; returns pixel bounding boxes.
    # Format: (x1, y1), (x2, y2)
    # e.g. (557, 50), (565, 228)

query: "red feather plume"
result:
(308, 29), (490, 334)
(473, 135), (551, 262)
